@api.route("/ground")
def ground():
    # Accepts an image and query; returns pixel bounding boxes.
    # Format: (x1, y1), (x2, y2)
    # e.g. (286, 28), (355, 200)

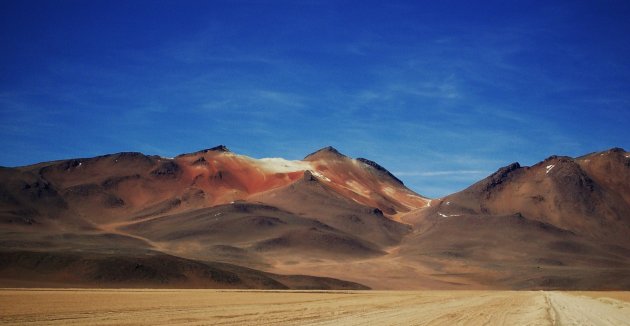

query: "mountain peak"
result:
(356, 158), (404, 185)
(479, 162), (521, 193)
(542, 155), (573, 164)
(577, 147), (628, 160)
(204, 145), (230, 152)
(304, 146), (345, 160)
(177, 145), (231, 158)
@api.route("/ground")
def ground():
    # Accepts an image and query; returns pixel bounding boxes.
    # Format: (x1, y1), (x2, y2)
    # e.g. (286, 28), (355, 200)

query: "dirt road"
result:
(546, 291), (630, 325)
(1, 289), (628, 325)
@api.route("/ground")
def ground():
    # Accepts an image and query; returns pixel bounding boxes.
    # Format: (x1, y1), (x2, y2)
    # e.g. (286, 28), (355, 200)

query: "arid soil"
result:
(1, 289), (629, 325)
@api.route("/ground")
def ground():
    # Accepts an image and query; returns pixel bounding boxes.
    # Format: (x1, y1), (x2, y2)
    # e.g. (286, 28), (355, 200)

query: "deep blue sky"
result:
(1, 1), (629, 197)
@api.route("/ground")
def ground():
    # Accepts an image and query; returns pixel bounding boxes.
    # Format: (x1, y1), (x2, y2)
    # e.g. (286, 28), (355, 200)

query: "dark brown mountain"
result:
(0, 146), (628, 290)
(399, 147), (630, 289)
(426, 148), (630, 243)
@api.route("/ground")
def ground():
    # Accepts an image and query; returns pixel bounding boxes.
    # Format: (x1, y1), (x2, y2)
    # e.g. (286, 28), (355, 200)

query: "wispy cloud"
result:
(255, 90), (306, 108)
(394, 170), (491, 177)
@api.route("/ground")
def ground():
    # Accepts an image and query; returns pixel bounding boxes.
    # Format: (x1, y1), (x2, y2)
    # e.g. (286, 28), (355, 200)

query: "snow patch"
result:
(77, 162), (82, 167)
(257, 158), (312, 173)
(546, 164), (555, 174)
(446, 201), (450, 206)
(438, 212), (460, 218)
(626, 154), (630, 158)
(310, 170), (331, 182)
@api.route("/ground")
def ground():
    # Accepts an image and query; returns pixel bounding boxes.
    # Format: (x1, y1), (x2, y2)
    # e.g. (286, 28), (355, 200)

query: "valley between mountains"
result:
(1, 146), (629, 290)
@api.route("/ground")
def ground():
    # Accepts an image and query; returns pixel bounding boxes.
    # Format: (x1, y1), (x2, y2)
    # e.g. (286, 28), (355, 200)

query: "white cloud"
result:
(255, 90), (306, 108)
(394, 170), (490, 177)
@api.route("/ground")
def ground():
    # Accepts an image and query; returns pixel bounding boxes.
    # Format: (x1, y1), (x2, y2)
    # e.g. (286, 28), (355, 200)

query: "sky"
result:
(1, 0), (629, 197)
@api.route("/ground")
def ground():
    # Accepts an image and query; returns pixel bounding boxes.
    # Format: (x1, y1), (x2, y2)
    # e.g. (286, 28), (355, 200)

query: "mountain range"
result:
(1, 146), (629, 290)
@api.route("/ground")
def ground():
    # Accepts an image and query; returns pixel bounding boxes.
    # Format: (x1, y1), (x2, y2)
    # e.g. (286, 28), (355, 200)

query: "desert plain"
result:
(1, 289), (629, 325)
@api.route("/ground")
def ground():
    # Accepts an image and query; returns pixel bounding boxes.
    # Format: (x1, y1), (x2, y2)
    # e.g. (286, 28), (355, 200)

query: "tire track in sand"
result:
(546, 291), (630, 326)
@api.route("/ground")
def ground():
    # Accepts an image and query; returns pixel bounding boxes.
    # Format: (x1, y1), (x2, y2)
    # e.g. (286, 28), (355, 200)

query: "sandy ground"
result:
(1, 289), (629, 325)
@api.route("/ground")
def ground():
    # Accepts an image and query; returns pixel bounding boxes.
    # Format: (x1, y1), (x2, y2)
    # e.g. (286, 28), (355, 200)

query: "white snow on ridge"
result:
(546, 164), (555, 174)
(311, 170), (331, 182)
(258, 158), (312, 173)
(438, 212), (461, 218)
